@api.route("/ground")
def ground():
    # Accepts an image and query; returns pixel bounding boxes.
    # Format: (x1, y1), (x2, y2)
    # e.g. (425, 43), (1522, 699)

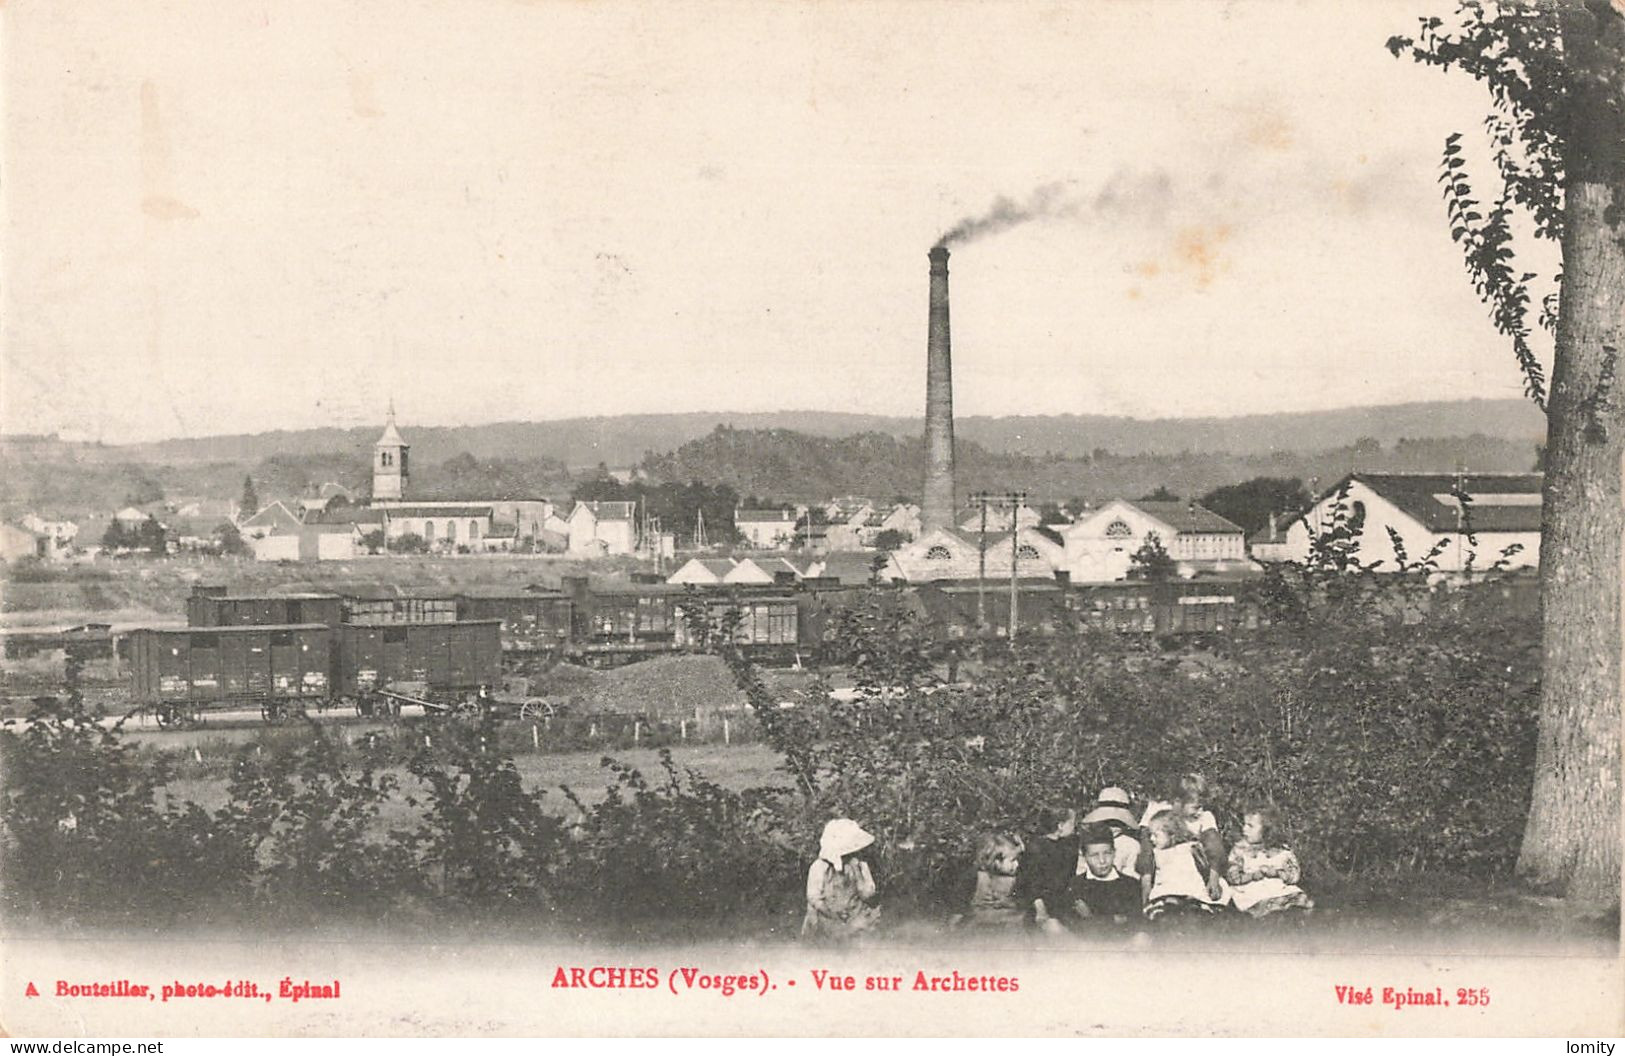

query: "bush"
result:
(557, 750), (803, 931)
(0, 701), (243, 920)
(393, 713), (565, 906)
(388, 532), (429, 554)
(731, 581), (1542, 916)
(216, 727), (408, 918)
(0, 570), (1545, 933)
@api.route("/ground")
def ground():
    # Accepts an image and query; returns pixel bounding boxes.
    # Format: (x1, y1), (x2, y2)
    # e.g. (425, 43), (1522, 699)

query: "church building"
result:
(359, 407), (556, 550)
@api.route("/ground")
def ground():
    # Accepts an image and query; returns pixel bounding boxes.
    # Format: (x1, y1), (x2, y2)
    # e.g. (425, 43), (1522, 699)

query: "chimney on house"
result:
(922, 245), (956, 531)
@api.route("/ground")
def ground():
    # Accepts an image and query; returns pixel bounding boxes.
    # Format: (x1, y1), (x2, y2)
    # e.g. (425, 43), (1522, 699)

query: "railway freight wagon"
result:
(673, 592), (803, 663)
(452, 590), (574, 653)
(561, 579), (682, 666)
(186, 587), (346, 629)
(915, 581), (1070, 639)
(1068, 582), (1258, 636)
(335, 619), (502, 713)
(343, 594), (458, 625)
(128, 624), (335, 726)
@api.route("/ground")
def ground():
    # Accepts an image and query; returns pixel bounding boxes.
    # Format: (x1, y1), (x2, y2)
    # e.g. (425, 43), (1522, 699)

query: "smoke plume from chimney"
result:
(922, 244), (956, 532)
(933, 182), (1080, 249)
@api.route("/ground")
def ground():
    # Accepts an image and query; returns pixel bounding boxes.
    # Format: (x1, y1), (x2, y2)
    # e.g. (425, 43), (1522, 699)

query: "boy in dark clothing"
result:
(1071, 823), (1142, 926)
(1014, 806), (1079, 930)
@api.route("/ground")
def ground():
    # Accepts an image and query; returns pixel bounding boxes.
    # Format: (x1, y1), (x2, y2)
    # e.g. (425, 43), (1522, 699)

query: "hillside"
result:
(3, 399), (1546, 469)
(1, 400), (1547, 517)
(643, 426), (1540, 507)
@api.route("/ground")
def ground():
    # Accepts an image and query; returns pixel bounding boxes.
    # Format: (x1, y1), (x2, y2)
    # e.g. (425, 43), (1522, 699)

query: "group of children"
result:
(802, 774), (1313, 942)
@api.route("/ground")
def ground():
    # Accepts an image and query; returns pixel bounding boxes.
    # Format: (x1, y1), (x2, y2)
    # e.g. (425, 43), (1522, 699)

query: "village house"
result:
(113, 505), (155, 530)
(0, 522), (48, 563)
(876, 502), (923, 541)
(252, 521), (362, 562)
(822, 496), (874, 522)
(824, 503), (879, 551)
(1248, 513), (1297, 563)
(1059, 500), (1253, 582)
(236, 501), (303, 542)
(567, 500), (637, 555)
(15, 514), (77, 560)
(1270, 472), (1542, 572)
(735, 508), (799, 549)
(20, 514), (78, 548)
(294, 482), (358, 519)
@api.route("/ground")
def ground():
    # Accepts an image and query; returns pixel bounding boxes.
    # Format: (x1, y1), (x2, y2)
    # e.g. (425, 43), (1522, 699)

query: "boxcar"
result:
(673, 593), (802, 663)
(129, 623), (334, 725)
(563, 584), (682, 665)
(187, 587), (346, 630)
(453, 590), (574, 653)
(335, 619), (502, 706)
(916, 581), (1069, 639)
(1068, 582), (1258, 636)
(343, 594), (459, 625)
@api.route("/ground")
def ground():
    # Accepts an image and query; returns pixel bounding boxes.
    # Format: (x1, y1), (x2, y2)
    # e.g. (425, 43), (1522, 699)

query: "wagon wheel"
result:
(518, 699), (555, 722)
(453, 696), (483, 721)
(260, 701), (287, 725)
(156, 702), (181, 729)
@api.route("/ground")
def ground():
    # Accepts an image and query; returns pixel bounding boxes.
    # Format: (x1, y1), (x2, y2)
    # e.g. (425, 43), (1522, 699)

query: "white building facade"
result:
(1060, 500), (1251, 583)
(1274, 473), (1542, 572)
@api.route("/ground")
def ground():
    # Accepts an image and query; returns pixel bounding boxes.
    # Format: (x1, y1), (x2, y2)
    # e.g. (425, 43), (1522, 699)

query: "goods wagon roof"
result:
(139, 623), (333, 634)
(211, 592), (343, 601)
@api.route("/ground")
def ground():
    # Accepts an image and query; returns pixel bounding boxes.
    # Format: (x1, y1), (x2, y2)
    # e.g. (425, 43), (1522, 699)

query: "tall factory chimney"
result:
(922, 245), (957, 532)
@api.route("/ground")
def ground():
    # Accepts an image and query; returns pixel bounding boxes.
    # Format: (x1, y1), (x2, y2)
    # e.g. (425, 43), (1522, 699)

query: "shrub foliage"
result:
(2, 567), (1540, 930)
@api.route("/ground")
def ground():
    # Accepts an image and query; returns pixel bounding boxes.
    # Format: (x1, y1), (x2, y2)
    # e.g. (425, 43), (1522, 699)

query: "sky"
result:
(0, 0), (1559, 443)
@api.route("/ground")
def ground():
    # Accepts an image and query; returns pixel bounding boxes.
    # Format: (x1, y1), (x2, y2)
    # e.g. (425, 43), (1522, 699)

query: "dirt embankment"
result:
(533, 655), (748, 718)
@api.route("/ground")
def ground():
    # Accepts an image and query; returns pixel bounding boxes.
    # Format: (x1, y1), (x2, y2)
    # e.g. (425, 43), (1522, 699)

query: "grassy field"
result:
(155, 742), (789, 825)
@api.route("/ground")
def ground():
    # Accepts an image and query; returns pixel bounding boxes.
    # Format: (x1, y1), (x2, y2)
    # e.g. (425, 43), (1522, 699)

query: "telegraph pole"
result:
(1008, 490), (1026, 640)
(969, 491), (1027, 640)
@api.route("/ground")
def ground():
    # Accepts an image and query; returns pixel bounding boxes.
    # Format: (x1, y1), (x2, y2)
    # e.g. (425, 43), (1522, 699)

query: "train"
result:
(118, 575), (1266, 726)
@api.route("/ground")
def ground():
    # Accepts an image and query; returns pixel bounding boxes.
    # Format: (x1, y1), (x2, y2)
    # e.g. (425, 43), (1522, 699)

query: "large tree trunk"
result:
(1515, 0), (1625, 907)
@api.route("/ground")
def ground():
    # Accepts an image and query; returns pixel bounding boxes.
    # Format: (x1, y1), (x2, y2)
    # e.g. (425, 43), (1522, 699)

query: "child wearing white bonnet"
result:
(803, 818), (880, 941)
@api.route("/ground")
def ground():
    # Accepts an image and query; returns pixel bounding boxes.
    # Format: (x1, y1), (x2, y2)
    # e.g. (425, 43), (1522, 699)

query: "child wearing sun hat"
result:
(1081, 786), (1142, 879)
(802, 818), (881, 942)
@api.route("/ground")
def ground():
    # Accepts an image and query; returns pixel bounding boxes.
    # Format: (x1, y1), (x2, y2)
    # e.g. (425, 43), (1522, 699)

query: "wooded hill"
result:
(1, 399), (1544, 517)
(6, 399), (1543, 468)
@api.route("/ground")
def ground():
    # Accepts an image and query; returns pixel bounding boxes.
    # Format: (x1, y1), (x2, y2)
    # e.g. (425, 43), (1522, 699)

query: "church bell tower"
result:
(373, 403), (409, 501)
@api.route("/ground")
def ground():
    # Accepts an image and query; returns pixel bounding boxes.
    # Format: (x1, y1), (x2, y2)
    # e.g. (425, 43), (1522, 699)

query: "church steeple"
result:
(373, 402), (409, 500)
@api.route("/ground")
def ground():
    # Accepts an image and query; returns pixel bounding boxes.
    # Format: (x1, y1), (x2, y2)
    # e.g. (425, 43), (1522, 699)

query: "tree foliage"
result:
(101, 517), (168, 555)
(1388, 2), (1568, 409)
(238, 475), (259, 519)
(573, 476), (742, 546)
(213, 522), (247, 556)
(1126, 532), (1177, 581)
(1199, 477), (1312, 536)
(1392, 0), (1624, 907)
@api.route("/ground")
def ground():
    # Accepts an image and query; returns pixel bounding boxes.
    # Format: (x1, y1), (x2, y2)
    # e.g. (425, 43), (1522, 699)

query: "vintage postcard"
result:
(1, 0), (1622, 1039)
